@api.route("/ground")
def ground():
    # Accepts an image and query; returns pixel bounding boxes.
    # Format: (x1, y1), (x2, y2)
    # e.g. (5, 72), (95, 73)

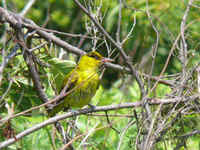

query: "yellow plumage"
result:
(49, 51), (109, 116)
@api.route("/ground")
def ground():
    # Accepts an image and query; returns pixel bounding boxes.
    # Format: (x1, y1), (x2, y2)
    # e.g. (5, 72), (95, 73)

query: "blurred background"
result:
(0, 0), (200, 149)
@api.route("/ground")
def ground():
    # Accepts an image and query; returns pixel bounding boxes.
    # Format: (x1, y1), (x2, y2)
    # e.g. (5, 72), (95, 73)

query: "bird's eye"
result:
(91, 54), (100, 60)
(88, 52), (101, 60)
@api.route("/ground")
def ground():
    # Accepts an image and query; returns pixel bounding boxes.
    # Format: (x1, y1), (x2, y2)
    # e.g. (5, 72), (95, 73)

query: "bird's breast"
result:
(67, 70), (100, 108)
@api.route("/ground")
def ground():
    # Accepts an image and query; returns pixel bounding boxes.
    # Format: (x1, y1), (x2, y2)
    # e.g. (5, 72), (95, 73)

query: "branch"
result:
(180, 0), (193, 68)
(23, 49), (49, 103)
(0, 6), (174, 89)
(73, 0), (146, 98)
(0, 6), (135, 76)
(0, 7), (84, 56)
(178, 130), (200, 138)
(0, 94), (198, 149)
(19, 0), (36, 17)
(178, 0), (194, 96)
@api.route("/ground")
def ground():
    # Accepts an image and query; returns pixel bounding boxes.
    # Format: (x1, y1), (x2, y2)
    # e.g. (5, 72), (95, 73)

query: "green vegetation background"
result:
(0, 0), (200, 149)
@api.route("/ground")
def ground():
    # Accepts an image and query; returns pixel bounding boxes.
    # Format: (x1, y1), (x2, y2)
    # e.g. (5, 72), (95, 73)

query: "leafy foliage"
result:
(1, 0), (200, 150)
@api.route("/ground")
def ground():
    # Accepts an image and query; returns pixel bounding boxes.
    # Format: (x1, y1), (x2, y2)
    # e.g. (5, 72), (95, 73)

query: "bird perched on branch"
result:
(49, 51), (112, 116)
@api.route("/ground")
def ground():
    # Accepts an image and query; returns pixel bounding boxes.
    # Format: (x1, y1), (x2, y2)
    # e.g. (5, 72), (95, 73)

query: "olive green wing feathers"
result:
(48, 70), (79, 116)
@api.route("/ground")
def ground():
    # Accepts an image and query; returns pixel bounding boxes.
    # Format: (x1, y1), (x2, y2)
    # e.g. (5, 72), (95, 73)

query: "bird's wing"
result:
(62, 71), (78, 91)
(57, 70), (79, 103)
(48, 70), (79, 116)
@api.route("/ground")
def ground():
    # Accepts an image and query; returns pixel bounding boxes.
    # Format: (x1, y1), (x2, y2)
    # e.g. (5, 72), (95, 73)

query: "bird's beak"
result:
(101, 57), (114, 63)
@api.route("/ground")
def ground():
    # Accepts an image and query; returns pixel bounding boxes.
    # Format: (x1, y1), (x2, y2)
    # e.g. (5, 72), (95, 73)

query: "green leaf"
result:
(47, 57), (76, 92)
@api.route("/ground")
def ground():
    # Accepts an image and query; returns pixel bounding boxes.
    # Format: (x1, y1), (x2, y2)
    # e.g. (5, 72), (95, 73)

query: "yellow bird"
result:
(49, 51), (111, 116)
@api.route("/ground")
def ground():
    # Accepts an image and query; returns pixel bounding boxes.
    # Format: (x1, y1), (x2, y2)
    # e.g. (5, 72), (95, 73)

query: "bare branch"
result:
(116, 0), (122, 44)
(178, 0), (194, 96)
(117, 120), (135, 150)
(0, 94), (198, 148)
(73, 0), (146, 98)
(19, 0), (36, 17)
(0, 7), (84, 55)
(0, 6), (155, 90)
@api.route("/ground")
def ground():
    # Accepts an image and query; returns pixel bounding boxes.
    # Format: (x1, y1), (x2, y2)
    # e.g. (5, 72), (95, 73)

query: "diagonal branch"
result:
(0, 6), (173, 89)
(73, 0), (146, 98)
(0, 94), (198, 149)
(0, 6), (138, 77)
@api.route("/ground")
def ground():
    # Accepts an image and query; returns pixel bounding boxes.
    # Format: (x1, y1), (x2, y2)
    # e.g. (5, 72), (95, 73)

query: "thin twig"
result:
(19, 0), (36, 17)
(73, 0), (146, 99)
(0, 94), (199, 149)
(116, 0), (122, 44)
(117, 119), (135, 150)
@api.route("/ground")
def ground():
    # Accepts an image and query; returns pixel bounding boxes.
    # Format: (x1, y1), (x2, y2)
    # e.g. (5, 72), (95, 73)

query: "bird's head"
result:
(78, 51), (112, 71)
